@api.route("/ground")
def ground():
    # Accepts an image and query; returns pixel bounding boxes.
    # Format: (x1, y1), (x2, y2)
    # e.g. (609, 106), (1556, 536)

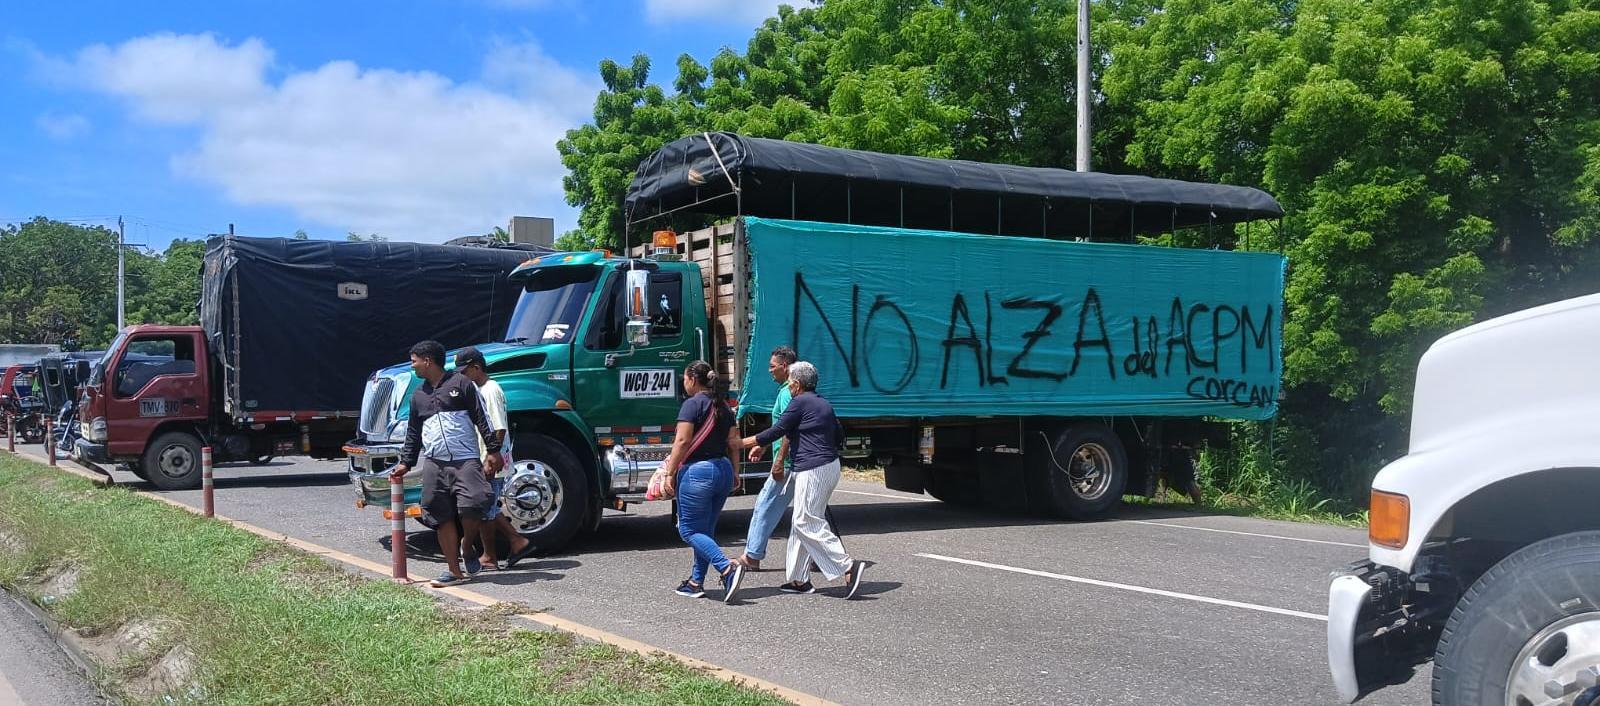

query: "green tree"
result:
(558, 0), (1107, 250)
(1, 219), (209, 348)
(0, 218), (121, 348)
(1101, 0), (1600, 491)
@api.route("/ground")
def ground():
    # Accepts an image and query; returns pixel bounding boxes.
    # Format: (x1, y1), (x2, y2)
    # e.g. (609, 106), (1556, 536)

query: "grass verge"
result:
(0, 455), (791, 706)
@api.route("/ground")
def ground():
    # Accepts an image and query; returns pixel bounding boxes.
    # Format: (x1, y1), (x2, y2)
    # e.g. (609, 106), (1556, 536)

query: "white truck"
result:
(1328, 293), (1600, 706)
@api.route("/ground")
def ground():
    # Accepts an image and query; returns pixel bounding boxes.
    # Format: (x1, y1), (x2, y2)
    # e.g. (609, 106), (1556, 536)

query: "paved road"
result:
(22, 444), (1431, 705)
(0, 591), (107, 706)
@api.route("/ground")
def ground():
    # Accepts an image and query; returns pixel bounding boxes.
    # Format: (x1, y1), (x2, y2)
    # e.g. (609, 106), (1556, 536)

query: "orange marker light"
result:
(653, 230), (678, 249)
(1368, 490), (1410, 549)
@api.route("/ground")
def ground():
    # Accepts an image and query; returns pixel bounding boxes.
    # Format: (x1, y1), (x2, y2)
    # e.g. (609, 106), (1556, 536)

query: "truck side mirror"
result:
(625, 269), (651, 347)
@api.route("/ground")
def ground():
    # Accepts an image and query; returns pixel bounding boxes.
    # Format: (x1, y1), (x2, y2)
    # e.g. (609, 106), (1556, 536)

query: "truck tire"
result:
(1432, 531), (1600, 706)
(1031, 423), (1127, 519)
(126, 462), (151, 482)
(142, 432), (204, 490)
(501, 432), (589, 554)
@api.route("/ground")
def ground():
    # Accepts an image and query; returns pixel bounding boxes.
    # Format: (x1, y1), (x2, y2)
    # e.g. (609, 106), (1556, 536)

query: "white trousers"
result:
(787, 459), (852, 582)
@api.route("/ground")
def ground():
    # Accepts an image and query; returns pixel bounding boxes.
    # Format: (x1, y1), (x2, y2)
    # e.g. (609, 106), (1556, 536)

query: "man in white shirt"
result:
(455, 347), (537, 572)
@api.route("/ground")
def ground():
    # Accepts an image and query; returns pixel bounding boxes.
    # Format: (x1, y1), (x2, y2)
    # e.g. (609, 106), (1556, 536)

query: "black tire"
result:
(925, 469), (981, 506)
(126, 462), (151, 482)
(142, 431), (204, 490)
(1030, 423), (1127, 519)
(501, 432), (590, 554)
(1433, 531), (1600, 706)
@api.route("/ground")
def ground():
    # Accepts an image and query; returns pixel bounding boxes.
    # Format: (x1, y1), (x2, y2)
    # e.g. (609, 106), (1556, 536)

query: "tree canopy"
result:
(0, 218), (208, 349)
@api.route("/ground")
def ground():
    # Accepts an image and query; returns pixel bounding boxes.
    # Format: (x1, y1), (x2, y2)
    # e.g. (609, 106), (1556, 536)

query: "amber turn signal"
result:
(1368, 490), (1410, 549)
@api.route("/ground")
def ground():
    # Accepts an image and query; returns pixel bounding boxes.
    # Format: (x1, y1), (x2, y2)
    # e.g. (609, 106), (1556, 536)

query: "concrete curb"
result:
(1, 586), (114, 704)
(2, 446), (842, 706)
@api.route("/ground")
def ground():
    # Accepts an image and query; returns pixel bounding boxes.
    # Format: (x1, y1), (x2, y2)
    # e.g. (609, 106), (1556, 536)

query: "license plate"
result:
(620, 369), (676, 399)
(138, 399), (169, 417)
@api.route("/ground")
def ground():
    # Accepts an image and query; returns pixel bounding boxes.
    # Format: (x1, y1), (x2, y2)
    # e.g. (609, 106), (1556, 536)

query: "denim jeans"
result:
(743, 469), (794, 561)
(677, 458), (733, 584)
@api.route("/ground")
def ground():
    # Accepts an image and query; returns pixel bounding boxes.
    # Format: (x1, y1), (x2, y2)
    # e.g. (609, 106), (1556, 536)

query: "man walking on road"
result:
(454, 347), (536, 572)
(735, 346), (842, 570)
(390, 340), (501, 587)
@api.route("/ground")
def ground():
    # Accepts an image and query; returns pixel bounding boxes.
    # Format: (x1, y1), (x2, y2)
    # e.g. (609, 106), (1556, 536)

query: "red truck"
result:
(74, 235), (545, 488)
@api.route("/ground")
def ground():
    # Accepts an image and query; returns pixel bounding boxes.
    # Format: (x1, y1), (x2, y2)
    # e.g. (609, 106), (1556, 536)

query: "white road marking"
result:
(834, 489), (938, 502)
(917, 553), (1328, 622)
(1124, 520), (1366, 548)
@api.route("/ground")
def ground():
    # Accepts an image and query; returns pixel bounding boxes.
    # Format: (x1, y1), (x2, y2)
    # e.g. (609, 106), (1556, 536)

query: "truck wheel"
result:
(1032, 423), (1127, 519)
(925, 469), (981, 506)
(1433, 531), (1600, 706)
(501, 432), (588, 554)
(126, 462), (151, 482)
(142, 432), (203, 490)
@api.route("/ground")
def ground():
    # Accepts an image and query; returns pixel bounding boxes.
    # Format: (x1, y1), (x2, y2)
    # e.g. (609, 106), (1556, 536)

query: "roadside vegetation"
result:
(0, 456), (790, 706)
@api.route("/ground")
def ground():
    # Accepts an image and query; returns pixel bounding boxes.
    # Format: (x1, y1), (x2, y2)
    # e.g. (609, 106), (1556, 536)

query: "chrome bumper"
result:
(345, 442), (421, 503)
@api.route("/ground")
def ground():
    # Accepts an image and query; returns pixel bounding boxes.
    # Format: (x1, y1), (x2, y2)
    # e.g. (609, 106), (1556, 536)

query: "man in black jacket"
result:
(390, 340), (501, 587)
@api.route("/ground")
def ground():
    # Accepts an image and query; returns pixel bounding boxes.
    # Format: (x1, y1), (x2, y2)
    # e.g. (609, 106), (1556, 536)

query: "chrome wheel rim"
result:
(1061, 442), (1112, 500)
(501, 459), (563, 535)
(1506, 612), (1600, 706)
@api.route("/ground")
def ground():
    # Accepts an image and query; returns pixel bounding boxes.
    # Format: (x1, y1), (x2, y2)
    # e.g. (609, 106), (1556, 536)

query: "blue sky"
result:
(0, 0), (794, 250)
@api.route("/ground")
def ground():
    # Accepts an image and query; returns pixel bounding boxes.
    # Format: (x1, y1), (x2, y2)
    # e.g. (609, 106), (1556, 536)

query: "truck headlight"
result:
(83, 417), (107, 443)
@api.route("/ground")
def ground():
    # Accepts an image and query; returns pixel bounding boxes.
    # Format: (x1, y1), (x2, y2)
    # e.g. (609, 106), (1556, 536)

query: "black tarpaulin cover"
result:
(625, 132), (1283, 239)
(200, 236), (544, 417)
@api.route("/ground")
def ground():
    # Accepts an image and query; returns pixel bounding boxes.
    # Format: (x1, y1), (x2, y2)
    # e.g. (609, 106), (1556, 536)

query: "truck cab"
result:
(78, 326), (213, 482)
(350, 250), (722, 547)
(1328, 293), (1600, 705)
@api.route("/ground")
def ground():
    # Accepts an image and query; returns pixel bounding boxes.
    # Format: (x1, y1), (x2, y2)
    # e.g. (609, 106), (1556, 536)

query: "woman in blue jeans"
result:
(660, 361), (746, 602)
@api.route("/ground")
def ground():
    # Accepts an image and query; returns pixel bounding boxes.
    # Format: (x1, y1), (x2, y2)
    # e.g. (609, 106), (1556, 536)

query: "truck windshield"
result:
(504, 266), (600, 345)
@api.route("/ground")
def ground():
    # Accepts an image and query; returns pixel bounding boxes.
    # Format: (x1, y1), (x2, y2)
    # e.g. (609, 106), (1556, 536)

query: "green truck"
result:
(348, 133), (1286, 553)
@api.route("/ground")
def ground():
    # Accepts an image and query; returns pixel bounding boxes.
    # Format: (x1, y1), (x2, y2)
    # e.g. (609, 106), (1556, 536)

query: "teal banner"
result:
(738, 218), (1285, 421)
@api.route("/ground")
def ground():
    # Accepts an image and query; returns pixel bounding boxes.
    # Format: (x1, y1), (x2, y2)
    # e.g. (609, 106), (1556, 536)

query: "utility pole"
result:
(117, 216), (125, 330)
(1075, 0), (1092, 172)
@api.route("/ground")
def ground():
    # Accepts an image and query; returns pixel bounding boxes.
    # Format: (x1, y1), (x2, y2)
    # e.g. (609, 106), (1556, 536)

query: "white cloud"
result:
(48, 33), (597, 240)
(643, 0), (798, 25)
(36, 112), (91, 140)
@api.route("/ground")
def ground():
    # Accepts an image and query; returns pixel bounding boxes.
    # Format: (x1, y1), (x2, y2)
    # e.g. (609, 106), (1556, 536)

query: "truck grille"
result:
(359, 378), (395, 439)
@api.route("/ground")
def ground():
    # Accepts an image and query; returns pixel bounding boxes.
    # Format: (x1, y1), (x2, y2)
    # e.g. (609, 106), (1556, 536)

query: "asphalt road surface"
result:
(21, 444), (1432, 706)
(0, 590), (107, 706)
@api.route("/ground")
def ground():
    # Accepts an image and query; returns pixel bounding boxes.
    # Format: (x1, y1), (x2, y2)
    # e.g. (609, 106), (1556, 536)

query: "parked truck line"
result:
(349, 133), (1289, 555)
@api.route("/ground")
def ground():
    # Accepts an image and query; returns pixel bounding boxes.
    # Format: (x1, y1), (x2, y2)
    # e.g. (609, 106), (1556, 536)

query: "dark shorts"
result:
(419, 457), (493, 525)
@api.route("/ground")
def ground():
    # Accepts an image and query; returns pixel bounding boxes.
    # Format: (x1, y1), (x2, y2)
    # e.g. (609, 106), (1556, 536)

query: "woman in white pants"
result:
(741, 361), (867, 598)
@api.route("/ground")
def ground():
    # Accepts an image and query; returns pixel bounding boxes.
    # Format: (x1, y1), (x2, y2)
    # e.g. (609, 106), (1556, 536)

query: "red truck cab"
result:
(78, 326), (213, 484)
(80, 324), (208, 459)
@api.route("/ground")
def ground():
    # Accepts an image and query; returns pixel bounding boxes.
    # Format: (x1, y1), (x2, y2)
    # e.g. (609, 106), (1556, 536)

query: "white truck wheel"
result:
(1433, 531), (1600, 706)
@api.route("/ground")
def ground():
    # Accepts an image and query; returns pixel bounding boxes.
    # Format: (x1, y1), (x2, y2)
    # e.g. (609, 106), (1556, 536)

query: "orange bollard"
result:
(6, 414), (13, 453)
(45, 416), (55, 466)
(390, 476), (408, 583)
(202, 446), (214, 517)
